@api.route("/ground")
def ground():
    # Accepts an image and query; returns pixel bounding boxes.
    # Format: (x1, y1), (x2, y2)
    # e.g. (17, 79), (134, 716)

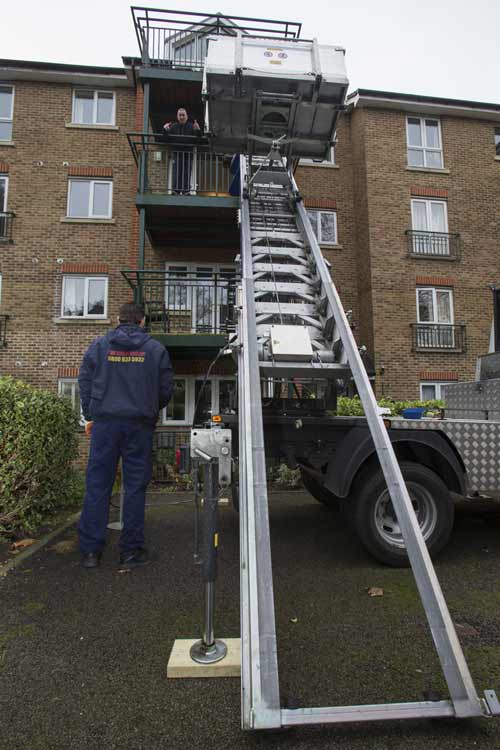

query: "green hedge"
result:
(0, 376), (81, 534)
(336, 396), (444, 417)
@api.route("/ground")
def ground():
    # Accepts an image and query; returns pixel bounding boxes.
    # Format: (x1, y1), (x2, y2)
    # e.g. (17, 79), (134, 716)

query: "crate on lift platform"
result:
(203, 34), (349, 159)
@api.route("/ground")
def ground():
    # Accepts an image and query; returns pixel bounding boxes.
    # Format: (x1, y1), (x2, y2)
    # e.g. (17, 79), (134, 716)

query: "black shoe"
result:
(80, 552), (101, 569)
(119, 547), (150, 570)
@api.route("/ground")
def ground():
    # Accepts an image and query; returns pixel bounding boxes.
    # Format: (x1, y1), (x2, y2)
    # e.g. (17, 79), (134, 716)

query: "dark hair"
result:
(118, 302), (145, 325)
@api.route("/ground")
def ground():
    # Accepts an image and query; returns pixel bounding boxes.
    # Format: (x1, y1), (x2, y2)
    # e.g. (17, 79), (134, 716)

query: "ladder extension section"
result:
(237, 154), (488, 730)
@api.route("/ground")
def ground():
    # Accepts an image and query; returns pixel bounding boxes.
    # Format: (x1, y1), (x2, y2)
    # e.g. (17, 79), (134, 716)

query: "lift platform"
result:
(203, 33), (348, 160)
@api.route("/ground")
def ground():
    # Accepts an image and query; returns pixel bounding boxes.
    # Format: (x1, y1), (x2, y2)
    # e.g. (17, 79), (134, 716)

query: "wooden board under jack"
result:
(167, 638), (241, 678)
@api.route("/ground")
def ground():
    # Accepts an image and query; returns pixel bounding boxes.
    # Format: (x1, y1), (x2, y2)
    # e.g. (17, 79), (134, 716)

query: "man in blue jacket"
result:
(78, 302), (173, 569)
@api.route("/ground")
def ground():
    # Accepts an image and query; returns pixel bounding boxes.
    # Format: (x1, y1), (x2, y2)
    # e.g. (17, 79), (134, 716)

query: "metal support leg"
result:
(190, 460), (227, 665)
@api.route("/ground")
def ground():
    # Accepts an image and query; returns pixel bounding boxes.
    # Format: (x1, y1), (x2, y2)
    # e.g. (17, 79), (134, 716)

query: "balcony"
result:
(128, 133), (235, 200)
(406, 230), (461, 260)
(121, 269), (238, 355)
(131, 7), (301, 68)
(411, 323), (466, 353)
(0, 315), (9, 347)
(0, 212), (15, 243)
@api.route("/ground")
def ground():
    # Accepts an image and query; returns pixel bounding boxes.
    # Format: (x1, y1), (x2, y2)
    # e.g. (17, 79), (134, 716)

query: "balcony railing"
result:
(121, 269), (239, 335)
(128, 133), (234, 197)
(131, 7), (301, 68)
(405, 230), (461, 260)
(0, 212), (15, 243)
(411, 323), (466, 353)
(0, 315), (9, 347)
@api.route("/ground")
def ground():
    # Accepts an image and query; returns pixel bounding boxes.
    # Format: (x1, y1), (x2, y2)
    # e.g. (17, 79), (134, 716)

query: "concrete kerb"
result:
(0, 491), (197, 577)
(0, 510), (82, 577)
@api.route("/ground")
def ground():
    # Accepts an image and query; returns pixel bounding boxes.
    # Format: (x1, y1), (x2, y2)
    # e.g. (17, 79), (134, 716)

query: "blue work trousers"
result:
(78, 419), (154, 555)
(172, 151), (193, 193)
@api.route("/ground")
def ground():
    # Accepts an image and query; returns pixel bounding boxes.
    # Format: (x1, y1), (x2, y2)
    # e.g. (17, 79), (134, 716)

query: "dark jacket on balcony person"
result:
(163, 108), (201, 193)
(77, 302), (173, 570)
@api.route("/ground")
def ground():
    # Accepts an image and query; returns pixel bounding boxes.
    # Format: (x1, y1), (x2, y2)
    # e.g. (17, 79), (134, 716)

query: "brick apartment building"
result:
(1, 9), (500, 451)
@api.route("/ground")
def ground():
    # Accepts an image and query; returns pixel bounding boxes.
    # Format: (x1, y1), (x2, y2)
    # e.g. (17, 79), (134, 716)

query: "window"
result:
(61, 276), (108, 318)
(164, 379), (188, 423)
(416, 287), (454, 348)
(306, 209), (337, 245)
(495, 127), (500, 157)
(0, 85), (14, 141)
(0, 273), (2, 305)
(407, 117), (443, 168)
(58, 379), (85, 426)
(0, 175), (8, 239)
(72, 90), (115, 125)
(420, 382), (450, 401)
(300, 146), (336, 166)
(165, 263), (236, 333)
(411, 199), (449, 255)
(67, 179), (112, 218)
(161, 376), (236, 425)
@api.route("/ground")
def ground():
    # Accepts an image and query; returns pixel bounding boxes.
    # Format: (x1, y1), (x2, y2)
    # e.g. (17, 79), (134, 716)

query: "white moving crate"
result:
(203, 35), (348, 158)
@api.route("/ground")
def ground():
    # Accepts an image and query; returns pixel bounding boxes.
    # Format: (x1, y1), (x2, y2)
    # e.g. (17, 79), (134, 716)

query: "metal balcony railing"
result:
(131, 7), (301, 68)
(121, 269), (239, 335)
(405, 230), (461, 259)
(0, 212), (15, 243)
(411, 323), (466, 353)
(128, 133), (234, 197)
(0, 315), (9, 347)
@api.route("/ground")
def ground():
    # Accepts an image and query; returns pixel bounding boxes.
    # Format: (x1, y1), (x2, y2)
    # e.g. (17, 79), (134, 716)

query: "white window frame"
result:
(419, 382), (451, 401)
(406, 116), (443, 168)
(0, 174), (8, 210)
(61, 275), (108, 319)
(165, 262), (236, 332)
(72, 89), (116, 126)
(416, 287), (454, 325)
(300, 146), (336, 166)
(306, 209), (338, 246)
(495, 127), (500, 157)
(416, 286), (455, 349)
(410, 198), (449, 255)
(411, 199), (448, 233)
(58, 378), (85, 426)
(67, 179), (113, 219)
(0, 84), (14, 141)
(161, 375), (236, 426)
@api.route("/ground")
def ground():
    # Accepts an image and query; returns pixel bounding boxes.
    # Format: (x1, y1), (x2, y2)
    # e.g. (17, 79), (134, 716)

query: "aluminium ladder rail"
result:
(236, 154), (494, 730)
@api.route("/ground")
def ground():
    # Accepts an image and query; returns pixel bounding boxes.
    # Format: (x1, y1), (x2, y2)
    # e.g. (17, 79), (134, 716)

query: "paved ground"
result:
(1, 491), (500, 750)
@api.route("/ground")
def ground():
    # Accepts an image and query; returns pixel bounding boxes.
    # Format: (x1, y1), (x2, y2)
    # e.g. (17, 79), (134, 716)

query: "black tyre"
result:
(301, 469), (339, 509)
(351, 461), (454, 567)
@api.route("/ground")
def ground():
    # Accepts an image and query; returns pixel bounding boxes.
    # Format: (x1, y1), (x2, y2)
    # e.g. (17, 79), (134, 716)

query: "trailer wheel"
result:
(301, 470), (339, 509)
(351, 461), (454, 567)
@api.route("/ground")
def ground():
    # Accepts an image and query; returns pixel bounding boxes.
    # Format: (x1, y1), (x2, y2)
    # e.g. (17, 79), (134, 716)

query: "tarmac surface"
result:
(1, 490), (500, 750)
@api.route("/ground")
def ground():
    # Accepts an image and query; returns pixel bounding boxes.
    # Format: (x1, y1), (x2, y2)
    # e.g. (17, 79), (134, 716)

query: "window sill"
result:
(406, 166), (450, 175)
(320, 243), (343, 250)
(65, 123), (119, 131)
(298, 161), (339, 169)
(54, 317), (110, 325)
(0, 141), (15, 147)
(60, 217), (115, 224)
(495, 156), (500, 161)
(409, 253), (458, 262)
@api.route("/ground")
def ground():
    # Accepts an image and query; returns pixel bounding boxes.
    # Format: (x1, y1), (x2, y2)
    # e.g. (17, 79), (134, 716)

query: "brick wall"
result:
(0, 78), (136, 393)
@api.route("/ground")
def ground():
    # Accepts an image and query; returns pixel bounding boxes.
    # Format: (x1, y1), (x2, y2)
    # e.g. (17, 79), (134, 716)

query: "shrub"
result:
(0, 376), (80, 534)
(336, 396), (443, 417)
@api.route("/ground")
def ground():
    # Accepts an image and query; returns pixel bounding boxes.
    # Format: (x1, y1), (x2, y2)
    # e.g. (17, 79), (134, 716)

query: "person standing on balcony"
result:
(163, 108), (201, 194)
(78, 303), (173, 570)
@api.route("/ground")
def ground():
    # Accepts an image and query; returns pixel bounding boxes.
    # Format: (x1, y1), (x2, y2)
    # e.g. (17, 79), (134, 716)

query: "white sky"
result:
(2, 0), (499, 104)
